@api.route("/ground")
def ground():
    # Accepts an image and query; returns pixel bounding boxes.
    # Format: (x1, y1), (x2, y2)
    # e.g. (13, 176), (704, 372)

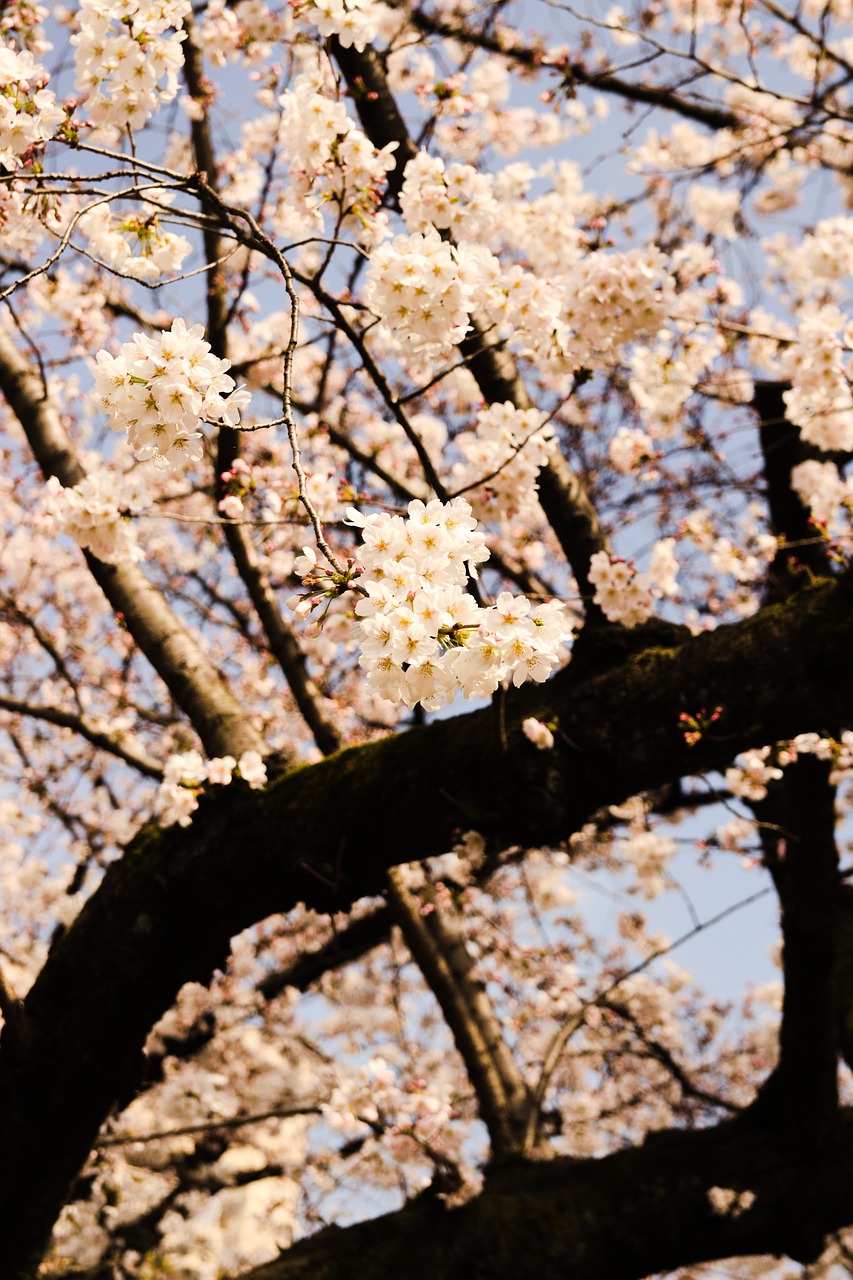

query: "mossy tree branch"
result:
(241, 1111), (853, 1280)
(2, 570), (853, 1272)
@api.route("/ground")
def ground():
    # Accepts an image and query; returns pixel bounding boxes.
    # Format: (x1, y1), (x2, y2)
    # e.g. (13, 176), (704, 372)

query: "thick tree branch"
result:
(242, 1112), (853, 1280)
(388, 867), (536, 1161)
(3, 571), (853, 1272)
(751, 383), (840, 1132)
(756, 758), (839, 1132)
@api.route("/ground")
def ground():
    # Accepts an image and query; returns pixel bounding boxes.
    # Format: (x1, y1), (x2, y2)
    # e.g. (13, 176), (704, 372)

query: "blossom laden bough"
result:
(10, 0), (853, 1272)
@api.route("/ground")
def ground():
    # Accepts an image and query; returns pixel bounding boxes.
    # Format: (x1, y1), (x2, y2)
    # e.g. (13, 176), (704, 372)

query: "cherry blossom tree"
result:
(5, 0), (853, 1276)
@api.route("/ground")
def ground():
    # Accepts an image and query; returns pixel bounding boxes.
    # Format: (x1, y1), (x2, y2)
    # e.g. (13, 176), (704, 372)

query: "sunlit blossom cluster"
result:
(618, 830), (678, 899)
(766, 217), (853, 301)
(782, 309), (853, 452)
(557, 246), (676, 368)
(588, 543), (679, 627)
(728, 733), (853, 802)
(473, 244), (677, 375)
(28, 269), (111, 353)
(72, 0), (190, 132)
(194, 0), (292, 66)
(686, 185), (741, 240)
(43, 470), (147, 565)
(0, 180), (57, 260)
(275, 77), (397, 244)
(302, 0), (389, 52)
(363, 229), (493, 363)
(450, 401), (554, 519)
(792, 458), (853, 530)
(77, 204), (192, 282)
(629, 330), (727, 438)
(609, 426), (656, 474)
(155, 749), (268, 828)
(0, 45), (64, 169)
(627, 119), (715, 174)
(400, 150), (499, 241)
(347, 498), (573, 709)
(92, 320), (251, 470)
(321, 1054), (455, 1147)
(725, 747), (783, 803)
(709, 534), (774, 585)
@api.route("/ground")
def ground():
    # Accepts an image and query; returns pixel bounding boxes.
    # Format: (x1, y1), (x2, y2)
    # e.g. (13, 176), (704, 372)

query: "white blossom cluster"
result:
(363, 210), (673, 377)
(782, 309), (853, 451)
(77, 205), (192, 282)
(686, 185), (741, 240)
(156, 749), (268, 828)
(157, 1176), (298, 1277)
(92, 319), (251, 470)
(321, 1054), (455, 1147)
(0, 181), (54, 258)
(618, 830), (677, 899)
(72, 0), (190, 133)
(608, 426), (656, 474)
(399, 150), (499, 241)
(0, 45), (64, 169)
(766, 216), (853, 300)
(348, 498), (573, 710)
(28, 269), (111, 353)
(558, 246), (675, 367)
(473, 244), (675, 375)
(588, 542), (679, 627)
(450, 401), (555, 520)
(363, 229), (493, 364)
(478, 262), (563, 359)
(43, 471), (147, 565)
(275, 77), (397, 244)
(629, 330), (726, 439)
(194, 0), (292, 67)
(724, 747), (783, 802)
(722, 734), (853, 810)
(628, 120), (715, 175)
(792, 457), (853, 529)
(708, 536), (769, 584)
(303, 0), (389, 51)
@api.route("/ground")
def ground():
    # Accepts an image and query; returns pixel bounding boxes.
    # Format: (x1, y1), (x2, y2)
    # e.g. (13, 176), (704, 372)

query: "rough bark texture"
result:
(2, 569), (853, 1274)
(243, 1115), (853, 1280)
